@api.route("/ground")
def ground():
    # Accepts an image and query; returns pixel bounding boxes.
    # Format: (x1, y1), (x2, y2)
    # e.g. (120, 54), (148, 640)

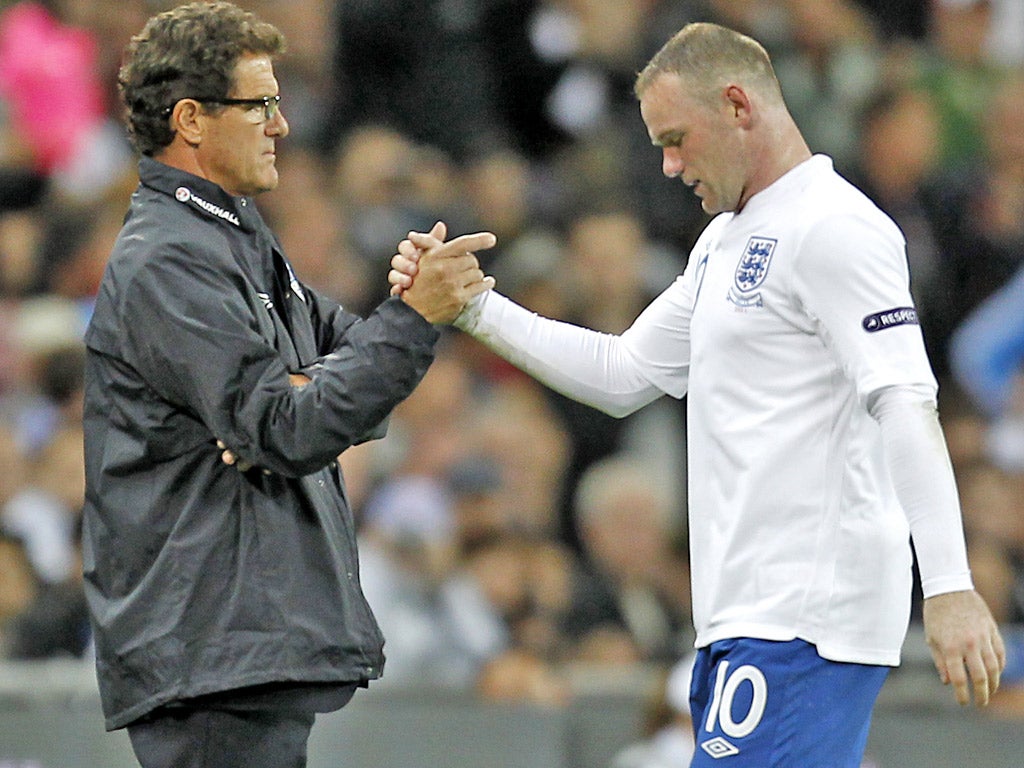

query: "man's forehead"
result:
(232, 54), (278, 89)
(640, 74), (698, 124)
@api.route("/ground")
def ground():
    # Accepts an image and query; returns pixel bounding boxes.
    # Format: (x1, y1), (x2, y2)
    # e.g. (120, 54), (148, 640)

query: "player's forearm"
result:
(455, 291), (662, 417)
(870, 384), (973, 597)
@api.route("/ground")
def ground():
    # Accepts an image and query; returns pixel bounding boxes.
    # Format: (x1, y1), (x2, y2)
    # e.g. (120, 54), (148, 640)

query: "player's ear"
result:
(724, 85), (753, 125)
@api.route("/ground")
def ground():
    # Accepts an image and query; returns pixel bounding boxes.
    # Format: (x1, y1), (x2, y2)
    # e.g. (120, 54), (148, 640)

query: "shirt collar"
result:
(137, 156), (261, 232)
(739, 154), (833, 218)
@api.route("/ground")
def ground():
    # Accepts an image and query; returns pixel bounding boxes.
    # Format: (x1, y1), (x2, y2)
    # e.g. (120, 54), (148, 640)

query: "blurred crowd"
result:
(1, 0), (1024, 732)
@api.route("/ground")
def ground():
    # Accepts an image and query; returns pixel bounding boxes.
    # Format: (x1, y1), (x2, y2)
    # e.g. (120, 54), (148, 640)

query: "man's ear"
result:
(724, 84), (753, 126)
(171, 99), (205, 146)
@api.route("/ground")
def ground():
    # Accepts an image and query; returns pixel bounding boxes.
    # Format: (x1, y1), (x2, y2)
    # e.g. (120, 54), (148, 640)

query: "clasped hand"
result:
(217, 224), (497, 469)
(388, 221), (496, 321)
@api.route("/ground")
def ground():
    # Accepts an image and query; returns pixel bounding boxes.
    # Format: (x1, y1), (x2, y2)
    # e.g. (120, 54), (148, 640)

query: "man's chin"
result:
(254, 170), (279, 195)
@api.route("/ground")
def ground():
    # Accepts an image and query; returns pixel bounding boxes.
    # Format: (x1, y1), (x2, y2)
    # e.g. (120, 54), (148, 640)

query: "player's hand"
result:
(922, 589), (1006, 707)
(395, 222), (497, 324)
(389, 221), (442, 296)
(216, 373), (312, 474)
(395, 222), (495, 321)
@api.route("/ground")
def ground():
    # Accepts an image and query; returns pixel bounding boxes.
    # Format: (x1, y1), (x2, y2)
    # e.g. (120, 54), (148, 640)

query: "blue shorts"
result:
(689, 638), (889, 767)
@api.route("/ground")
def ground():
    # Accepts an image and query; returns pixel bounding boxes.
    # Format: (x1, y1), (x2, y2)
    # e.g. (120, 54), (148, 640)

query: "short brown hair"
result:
(634, 22), (781, 105)
(119, 1), (286, 156)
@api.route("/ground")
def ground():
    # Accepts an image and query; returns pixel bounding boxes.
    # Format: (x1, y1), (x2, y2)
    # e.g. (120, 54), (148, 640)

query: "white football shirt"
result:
(459, 155), (970, 666)
(621, 155), (937, 664)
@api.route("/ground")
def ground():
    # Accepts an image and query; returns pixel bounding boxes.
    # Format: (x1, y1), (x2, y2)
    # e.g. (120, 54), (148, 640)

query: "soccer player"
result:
(390, 22), (1005, 767)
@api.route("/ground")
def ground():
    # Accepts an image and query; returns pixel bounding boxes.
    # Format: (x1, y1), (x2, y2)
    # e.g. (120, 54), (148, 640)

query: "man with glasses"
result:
(81, 3), (494, 767)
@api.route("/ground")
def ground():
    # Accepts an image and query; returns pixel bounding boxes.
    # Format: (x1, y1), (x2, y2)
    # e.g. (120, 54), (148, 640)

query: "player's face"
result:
(196, 54), (289, 197)
(640, 72), (745, 215)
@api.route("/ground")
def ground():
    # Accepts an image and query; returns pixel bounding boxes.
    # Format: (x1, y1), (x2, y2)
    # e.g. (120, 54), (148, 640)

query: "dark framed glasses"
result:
(163, 95), (282, 122)
(201, 95), (281, 122)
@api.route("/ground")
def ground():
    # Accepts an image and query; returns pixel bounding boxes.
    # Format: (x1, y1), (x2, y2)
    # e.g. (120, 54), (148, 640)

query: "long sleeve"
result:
(870, 383), (974, 598)
(455, 291), (666, 418)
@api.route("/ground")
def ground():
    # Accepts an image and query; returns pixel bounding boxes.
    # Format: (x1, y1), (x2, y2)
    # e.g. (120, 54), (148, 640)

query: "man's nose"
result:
(662, 148), (682, 178)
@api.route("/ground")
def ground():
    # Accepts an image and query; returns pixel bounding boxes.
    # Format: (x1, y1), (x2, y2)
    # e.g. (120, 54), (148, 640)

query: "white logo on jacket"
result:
(174, 187), (241, 227)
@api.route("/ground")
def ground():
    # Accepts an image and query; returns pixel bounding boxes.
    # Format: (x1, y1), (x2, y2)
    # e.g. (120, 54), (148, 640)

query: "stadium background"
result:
(0, 0), (1023, 765)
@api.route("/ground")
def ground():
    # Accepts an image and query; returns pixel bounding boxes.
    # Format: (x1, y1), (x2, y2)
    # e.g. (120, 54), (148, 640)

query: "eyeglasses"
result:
(201, 95), (282, 122)
(162, 95), (282, 122)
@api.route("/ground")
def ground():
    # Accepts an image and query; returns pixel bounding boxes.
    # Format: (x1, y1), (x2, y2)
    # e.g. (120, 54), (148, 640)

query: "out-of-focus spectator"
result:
(475, 645), (570, 707)
(334, 125), (470, 306)
(0, 208), (44, 297)
(2, 423), (84, 586)
(704, 0), (786, 43)
(957, 461), (1024, 625)
(2, 424), (89, 661)
(914, 0), (1011, 168)
(610, 657), (696, 768)
(562, 210), (678, 335)
(0, 421), (27, 525)
(261, 146), (373, 312)
(1, 557), (89, 659)
(42, 195), (129, 300)
(852, 0), (929, 41)
(0, 340), (87, 660)
(939, 389), (991, 471)
(986, 0), (1024, 67)
(950, 269), (1024, 424)
(771, 0), (885, 173)
(485, 230), (569, 322)
(543, 211), (687, 547)
(327, 0), (507, 162)
(0, 528), (37, 651)
(536, 0), (711, 247)
(357, 474), (507, 689)
(0, 400), (88, 660)
(570, 456), (691, 664)
(462, 148), (550, 272)
(0, 1), (135, 202)
(447, 456), (507, 554)
(850, 83), (949, 369)
(534, 0), (656, 142)
(472, 380), (571, 541)
(927, 70), (1024, 367)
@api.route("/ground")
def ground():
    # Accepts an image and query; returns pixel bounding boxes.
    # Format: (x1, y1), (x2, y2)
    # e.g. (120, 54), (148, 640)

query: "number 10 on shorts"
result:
(704, 661), (769, 739)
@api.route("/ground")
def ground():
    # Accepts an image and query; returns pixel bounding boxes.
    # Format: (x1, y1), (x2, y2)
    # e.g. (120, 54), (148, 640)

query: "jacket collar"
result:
(137, 155), (261, 233)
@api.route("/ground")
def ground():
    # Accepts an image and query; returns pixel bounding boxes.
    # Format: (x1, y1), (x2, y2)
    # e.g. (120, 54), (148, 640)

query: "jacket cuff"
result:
(380, 295), (441, 344)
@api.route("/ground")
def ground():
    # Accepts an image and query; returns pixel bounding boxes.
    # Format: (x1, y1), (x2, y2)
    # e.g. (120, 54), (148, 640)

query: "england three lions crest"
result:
(728, 236), (777, 308)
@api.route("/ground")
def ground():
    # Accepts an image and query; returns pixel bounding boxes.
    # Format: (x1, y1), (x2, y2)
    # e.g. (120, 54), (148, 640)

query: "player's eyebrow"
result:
(652, 130), (684, 148)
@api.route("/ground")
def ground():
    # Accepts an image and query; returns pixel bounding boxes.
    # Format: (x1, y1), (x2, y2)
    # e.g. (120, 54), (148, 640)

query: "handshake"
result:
(217, 222), (496, 473)
(387, 221), (497, 325)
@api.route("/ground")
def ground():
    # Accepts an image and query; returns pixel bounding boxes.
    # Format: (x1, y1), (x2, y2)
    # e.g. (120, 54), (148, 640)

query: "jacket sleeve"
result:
(303, 283), (360, 356)
(121, 241), (438, 477)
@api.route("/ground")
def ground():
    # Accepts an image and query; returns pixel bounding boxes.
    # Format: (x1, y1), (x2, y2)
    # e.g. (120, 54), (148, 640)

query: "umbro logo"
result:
(700, 736), (740, 759)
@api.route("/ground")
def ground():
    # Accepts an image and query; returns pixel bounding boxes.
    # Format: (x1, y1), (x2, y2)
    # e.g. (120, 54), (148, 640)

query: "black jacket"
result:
(82, 157), (439, 730)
